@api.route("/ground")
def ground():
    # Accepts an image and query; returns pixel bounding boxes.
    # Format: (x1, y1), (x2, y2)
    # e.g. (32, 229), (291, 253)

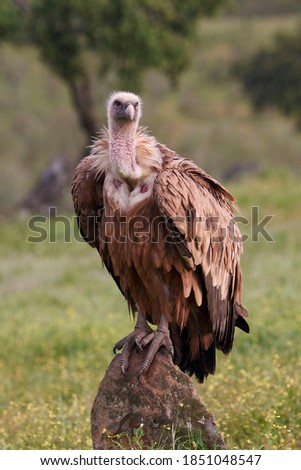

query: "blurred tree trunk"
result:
(68, 71), (99, 153)
(20, 72), (98, 214)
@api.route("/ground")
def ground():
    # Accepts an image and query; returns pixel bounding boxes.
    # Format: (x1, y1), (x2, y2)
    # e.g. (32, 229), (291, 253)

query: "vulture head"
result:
(107, 91), (143, 181)
(107, 91), (142, 128)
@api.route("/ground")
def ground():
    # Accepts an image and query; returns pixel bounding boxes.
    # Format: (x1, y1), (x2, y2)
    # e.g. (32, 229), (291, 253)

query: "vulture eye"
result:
(114, 100), (121, 107)
(134, 102), (139, 109)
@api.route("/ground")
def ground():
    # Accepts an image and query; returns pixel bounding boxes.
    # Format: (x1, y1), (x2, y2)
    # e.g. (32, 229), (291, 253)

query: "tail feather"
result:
(235, 303), (250, 333)
(171, 304), (249, 382)
(235, 315), (250, 333)
(172, 325), (216, 383)
(179, 340), (216, 383)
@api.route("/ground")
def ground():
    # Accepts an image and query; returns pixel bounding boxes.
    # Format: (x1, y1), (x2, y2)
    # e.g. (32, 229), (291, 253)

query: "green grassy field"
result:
(0, 169), (300, 450)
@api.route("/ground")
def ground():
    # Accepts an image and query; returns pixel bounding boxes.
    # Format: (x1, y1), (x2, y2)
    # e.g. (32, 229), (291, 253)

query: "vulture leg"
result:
(113, 309), (154, 374)
(138, 314), (174, 377)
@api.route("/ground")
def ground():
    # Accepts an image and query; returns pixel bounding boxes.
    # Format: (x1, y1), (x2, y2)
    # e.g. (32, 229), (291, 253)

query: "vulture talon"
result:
(115, 332), (136, 372)
(137, 331), (155, 350)
(138, 315), (174, 377)
(113, 311), (154, 373)
(113, 334), (134, 354)
(139, 330), (174, 376)
(135, 339), (144, 351)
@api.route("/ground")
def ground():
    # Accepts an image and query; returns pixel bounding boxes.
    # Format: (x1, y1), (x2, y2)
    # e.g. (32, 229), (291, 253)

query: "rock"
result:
(91, 348), (225, 450)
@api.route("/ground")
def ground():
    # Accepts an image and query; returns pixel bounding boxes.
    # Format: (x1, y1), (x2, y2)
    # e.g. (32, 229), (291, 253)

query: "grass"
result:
(102, 425), (210, 450)
(0, 169), (300, 449)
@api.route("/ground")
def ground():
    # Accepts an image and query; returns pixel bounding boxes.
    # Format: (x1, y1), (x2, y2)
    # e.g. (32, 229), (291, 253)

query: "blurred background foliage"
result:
(0, 0), (301, 450)
(0, 0), (301, 212)
(0, 0), (228, 137)
(235, 26), (301, 128)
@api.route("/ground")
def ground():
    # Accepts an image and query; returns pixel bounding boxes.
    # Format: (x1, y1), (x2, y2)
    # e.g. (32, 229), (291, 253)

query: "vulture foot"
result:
(138, 319), (174, 377)
(113, 312), (154, 374)
(113, 312), (174, 376)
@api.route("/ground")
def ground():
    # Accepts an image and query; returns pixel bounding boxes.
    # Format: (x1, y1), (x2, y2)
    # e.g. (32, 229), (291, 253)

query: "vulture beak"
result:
(124, 102), (135, 121)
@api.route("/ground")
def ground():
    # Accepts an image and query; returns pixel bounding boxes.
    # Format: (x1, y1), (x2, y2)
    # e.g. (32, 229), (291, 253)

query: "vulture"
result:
(71, 91), (249, 382)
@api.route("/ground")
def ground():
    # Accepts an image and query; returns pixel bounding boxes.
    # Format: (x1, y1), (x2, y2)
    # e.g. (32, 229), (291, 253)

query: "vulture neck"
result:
(109, 121), (142, 184)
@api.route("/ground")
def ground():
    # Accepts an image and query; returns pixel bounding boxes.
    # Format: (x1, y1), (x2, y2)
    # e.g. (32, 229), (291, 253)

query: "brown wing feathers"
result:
(154, 151), (249, 371)
(71, 156), (104, 248)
